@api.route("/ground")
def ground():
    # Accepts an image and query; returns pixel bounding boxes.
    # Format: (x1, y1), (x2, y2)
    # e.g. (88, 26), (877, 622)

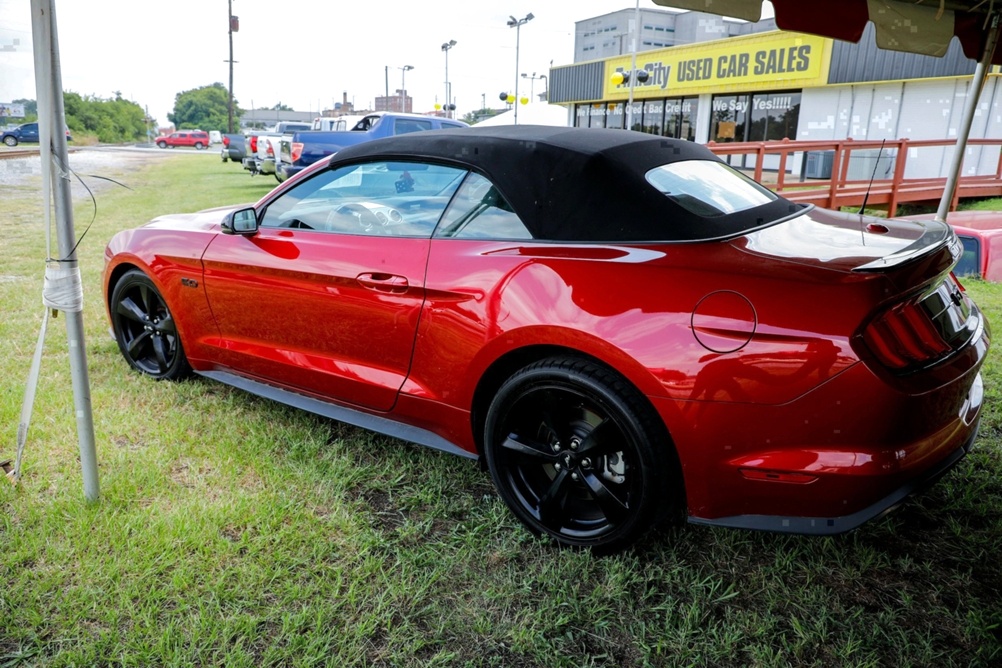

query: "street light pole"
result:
(226, 0), (237, 134)
(399, 65), (414, 113)
(442, 40), (456, 119)
(507, 13), (534, 125)
(521, 72), (545, 102)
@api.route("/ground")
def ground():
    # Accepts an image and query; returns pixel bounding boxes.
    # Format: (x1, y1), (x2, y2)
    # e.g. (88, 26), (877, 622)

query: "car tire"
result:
(110, 269), (192, 380)
(3, 136), (17, 147)
(484, 356), (680, 552)
(195, 142), (204, 150)
(157, 141), (167, 149)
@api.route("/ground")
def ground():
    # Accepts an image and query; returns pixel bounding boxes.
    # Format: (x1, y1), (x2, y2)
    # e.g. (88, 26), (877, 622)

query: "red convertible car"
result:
(103, 126), (989, 551)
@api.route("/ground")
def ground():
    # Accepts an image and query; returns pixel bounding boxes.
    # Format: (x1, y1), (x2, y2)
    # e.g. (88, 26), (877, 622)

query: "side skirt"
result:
(197, 369), (477, 460)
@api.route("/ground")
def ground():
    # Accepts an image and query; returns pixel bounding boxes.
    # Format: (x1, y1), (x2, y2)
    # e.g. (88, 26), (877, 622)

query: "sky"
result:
(0, 0), (724, 128)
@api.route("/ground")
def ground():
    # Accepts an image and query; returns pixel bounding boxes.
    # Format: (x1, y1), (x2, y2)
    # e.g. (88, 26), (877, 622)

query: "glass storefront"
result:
(664, 97), (698, 141)
(574, 97), (698, 141)
(640, 100), (664, 135)
(711, 91), (800, 143)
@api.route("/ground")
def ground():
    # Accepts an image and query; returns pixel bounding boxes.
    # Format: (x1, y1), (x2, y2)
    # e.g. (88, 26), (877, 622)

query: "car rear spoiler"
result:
(853, 219), (961, 273)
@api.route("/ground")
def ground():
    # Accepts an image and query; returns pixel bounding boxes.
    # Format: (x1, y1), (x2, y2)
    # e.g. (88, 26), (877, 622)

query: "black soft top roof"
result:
(331, 125), (802, 242)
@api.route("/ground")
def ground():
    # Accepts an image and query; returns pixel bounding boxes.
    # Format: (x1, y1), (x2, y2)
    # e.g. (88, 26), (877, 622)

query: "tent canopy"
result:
(474, 104), (569, 127)
(652, 1), (1002, 63)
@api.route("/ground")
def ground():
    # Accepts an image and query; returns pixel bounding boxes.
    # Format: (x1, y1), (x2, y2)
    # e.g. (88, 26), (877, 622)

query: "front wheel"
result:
(110, 269), (192, 380)
(3, 136), (17, 147)
(194, 142), (204, 150)
(157, 140), (167, 149)
(484, 357), (680, 552)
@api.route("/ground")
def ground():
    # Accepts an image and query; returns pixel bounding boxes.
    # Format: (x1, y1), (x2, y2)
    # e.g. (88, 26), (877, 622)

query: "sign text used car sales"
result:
(604, 33), (829, 99)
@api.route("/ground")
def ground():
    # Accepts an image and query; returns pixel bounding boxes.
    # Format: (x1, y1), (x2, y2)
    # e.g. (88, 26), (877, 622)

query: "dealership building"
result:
(549, 10), (1001, 179)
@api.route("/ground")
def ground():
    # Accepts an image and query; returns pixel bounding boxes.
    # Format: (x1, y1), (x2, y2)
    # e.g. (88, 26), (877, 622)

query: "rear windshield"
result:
(645, 160), (777, 217)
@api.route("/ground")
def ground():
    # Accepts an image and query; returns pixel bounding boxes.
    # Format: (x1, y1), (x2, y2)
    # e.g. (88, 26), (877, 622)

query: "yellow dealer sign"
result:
(604, 31), (831, 100)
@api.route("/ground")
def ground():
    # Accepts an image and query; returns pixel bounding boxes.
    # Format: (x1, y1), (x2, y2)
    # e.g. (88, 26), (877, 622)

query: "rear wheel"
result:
(484, 357), (679, 551)
(110, 270), (192, 380)
(194, 142), (204, 150)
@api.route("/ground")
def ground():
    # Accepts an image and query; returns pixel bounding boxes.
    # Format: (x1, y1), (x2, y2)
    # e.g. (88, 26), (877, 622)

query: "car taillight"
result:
(223, 136), (230, 147)
(861, 275), (976, 372)
(291, 142), (303, 162)
(863, 301), (951, 370)
(266, 143), (274, 157)
(250, 135), (258, 153)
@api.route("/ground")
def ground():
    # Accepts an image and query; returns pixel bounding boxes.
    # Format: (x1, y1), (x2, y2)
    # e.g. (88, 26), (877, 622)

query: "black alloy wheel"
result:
(485, 357), (678, 552)
(110, 269), (192, 380)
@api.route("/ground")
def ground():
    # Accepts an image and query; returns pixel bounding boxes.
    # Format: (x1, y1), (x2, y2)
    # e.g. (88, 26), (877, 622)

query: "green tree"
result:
(168, 83), (240, 132)
(62, 91), (148, 143)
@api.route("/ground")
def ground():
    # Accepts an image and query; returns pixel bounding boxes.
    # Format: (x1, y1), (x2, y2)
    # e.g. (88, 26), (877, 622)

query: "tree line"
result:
(7, 83), (244, 143)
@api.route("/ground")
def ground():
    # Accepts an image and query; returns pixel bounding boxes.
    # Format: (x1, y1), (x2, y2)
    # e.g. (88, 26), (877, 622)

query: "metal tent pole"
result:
(936, 13), (1001, 222)
(30, 0), (100, 502)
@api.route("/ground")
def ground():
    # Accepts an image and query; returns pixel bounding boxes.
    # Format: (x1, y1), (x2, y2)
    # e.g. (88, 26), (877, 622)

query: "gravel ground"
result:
(0, 146), (215, 203)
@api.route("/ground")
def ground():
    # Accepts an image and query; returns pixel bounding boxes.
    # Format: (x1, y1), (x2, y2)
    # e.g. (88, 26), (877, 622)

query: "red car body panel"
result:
(103, 127), (990, 537)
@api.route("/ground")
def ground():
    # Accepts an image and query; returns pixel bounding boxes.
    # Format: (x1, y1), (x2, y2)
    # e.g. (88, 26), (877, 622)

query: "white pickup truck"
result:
(242, 121), (313, 179)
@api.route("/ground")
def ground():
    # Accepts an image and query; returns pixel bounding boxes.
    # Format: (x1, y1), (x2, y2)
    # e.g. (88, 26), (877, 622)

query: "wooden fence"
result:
(705, 137), (1002, 216)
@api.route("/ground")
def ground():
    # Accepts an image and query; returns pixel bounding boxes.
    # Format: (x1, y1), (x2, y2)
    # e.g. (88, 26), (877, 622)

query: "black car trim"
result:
(197, 369), (478, 460)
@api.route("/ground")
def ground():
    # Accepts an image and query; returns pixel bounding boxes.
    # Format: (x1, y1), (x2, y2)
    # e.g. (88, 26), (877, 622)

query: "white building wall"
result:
(797, 76), (1002, 181)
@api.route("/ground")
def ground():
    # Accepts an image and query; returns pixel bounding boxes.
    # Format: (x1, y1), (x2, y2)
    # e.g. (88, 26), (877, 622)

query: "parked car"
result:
(898, 210), (1002, 281)
(278, 112), (467, 182)
(220, 133), (247, 164)
(2, 122), (72, 146)
(102, 126), (989, 552)
(241, 122), (313, 177)
(156, 130), (211, 150)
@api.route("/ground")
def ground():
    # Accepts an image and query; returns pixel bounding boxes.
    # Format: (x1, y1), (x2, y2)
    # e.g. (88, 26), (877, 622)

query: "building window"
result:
(606, 103), (625, 130)
(711, 91), (800, 143)
(665, 97), (698, 141)
(641, 100), (664, 135)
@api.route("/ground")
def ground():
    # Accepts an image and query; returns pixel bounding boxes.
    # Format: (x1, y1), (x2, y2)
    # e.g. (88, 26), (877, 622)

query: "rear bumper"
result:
(278, 164), (304, 181)
(688, 415), (979, 535)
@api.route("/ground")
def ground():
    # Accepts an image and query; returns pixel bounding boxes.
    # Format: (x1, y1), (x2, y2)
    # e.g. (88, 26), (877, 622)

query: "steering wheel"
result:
(328, 203), (383, 233)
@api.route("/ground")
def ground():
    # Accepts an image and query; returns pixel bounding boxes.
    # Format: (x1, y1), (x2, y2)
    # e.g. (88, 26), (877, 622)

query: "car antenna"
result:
(858, 138), (887, 216)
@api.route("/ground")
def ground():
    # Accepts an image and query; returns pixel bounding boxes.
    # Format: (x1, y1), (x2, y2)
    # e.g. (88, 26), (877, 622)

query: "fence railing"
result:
(705, 137), (1002, 217)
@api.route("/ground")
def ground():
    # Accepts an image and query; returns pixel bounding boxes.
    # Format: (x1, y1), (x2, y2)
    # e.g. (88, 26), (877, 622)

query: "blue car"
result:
(1, 122), (72, 147)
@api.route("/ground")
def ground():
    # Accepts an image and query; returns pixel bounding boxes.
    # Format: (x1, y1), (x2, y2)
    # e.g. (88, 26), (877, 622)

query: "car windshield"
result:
(645, 160), (777, 217)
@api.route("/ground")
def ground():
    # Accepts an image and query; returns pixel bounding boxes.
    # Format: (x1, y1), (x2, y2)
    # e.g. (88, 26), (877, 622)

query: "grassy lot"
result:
(1, 152), (1000, 667)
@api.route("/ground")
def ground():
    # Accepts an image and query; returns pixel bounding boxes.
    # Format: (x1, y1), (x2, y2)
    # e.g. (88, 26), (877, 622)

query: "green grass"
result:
(1, 153), (1001, 667)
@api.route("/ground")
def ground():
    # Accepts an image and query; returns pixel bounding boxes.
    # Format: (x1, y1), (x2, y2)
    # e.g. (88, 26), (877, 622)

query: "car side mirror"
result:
(223, 207), (259, 235)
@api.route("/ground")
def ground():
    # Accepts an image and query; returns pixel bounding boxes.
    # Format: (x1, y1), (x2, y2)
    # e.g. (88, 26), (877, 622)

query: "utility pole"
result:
(227, 1), (237, 134)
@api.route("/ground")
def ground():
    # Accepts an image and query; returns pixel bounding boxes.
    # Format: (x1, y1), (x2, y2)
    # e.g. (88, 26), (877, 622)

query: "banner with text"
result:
(603, 32), (830, 100)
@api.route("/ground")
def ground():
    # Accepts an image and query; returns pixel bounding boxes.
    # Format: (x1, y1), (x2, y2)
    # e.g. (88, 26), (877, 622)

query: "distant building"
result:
(552, 9), (993, 181)
(375, 91), (414, 113)
(574, 7), (775, 61)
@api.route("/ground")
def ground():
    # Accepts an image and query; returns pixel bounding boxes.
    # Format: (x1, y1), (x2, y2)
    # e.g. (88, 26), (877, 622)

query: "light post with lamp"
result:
(399, 65), (414, 113)
(521, 72), (547, 102)
(442, 40), (456, 119)
(507, 13), (534, 125)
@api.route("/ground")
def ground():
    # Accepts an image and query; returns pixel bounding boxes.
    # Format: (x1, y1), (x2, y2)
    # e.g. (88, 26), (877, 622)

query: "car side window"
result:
(434, 173), (533, 240)
(394, 119), (434, 135)
(260, 160), (467, 238)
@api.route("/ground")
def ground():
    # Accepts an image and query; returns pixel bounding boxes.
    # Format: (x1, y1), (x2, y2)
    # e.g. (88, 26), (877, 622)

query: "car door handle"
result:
(356, 273), (409, 293)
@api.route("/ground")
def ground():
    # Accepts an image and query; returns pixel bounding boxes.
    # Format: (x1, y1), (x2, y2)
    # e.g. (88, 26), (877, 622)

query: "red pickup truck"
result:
(156, 130), (211, 150)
